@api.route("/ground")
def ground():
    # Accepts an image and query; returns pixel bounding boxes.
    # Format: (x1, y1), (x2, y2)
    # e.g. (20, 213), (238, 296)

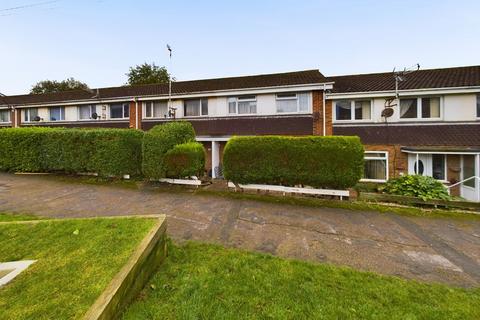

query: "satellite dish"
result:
(91, 112), (98, 120)
(381, 107), (394, 118)
(33, 116), (41, 122)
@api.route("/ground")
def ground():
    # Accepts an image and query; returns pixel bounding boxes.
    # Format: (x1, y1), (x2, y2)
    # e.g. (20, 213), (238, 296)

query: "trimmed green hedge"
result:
(164, 142), (205, 178)
(223, 136), (364, 189)
(142, 122), (196, 179)
(0, 127), (143, 177)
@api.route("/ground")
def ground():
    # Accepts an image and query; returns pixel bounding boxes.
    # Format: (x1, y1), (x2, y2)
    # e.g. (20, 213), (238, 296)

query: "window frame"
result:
(77, 105), (97, 121)
(227, 95), (257, 115)
(109, 103), (130, 120)
(275, 92), (311, 114)
(23, 108), (39, 122)
(333, 99), (372, 122)
(431, 154), (448, 182)
(399, 96), (442, 121)
(361, 151), (389, 182)
(144, 101), (169, 119)
(476, 93), (480, 119)
(0, 109), (10, 123)
(48, 106), (65, 122)
(183, 98), (208, 117)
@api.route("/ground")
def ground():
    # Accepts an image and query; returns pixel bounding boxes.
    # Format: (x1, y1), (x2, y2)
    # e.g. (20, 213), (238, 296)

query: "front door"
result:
(408, 154), (432, 176)
(461, 155), (479, 202)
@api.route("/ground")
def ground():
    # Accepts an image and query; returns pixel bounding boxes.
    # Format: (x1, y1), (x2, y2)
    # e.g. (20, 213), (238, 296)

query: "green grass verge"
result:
(123, 241), (480, 320)
(0, 217), (155, 320)
(196, 189), (480, 220)
(0, 212), (42, 222)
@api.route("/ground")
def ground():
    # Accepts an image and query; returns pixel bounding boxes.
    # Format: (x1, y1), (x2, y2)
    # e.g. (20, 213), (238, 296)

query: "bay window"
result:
(49, 107), (65, 121)
(110, 103), (129, 119)
(400, 97), (441, 119)
(363, 151), (388, 182)
(334, 100), (371, 121)
(228, 95), (257, 114)
(276, 92), (310, 113)
(78, 105), (97, 120)
(145, 101), (168, 118)
(184, 99), (208, 117)
(0, 109), (10, 123)
(24, 108), (39, 122)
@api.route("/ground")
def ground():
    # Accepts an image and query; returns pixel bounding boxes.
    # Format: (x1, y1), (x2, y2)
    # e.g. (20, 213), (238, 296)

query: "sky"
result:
(0, 0), (479, 95)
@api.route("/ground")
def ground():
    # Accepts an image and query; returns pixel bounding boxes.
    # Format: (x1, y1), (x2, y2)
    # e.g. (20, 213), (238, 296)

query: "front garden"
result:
(123, 241), (480, 319)
(0, 215), (158, 319)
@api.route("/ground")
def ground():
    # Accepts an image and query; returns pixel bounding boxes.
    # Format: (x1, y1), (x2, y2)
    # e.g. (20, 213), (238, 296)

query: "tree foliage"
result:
(126, 62), (171, 85)
(30, 78), (89, 94)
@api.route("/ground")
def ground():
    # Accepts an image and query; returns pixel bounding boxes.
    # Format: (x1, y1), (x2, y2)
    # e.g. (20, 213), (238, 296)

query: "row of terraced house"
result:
(1, 65), (479, 201)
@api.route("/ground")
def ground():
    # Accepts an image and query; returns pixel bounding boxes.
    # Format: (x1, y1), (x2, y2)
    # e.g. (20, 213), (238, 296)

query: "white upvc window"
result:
(0, 109), (10, 123)
(228, 95), (257, 114)
(144, 101), (168, 118)
(109, 103), (130, 119)
(400, 97), (441, 120)
(49, 106), (65, 121)
(276, 92), (310, 113)
(184, 99), (208, 117)
(78, 105), (97, 120)
(476, 94), (480, 118)
(24, 108), (39, 122)
(334, 99), (372, 121)
(362, 151), (388, 182)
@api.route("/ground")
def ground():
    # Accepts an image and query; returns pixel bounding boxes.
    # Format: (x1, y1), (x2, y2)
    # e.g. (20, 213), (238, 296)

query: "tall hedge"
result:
(142, 121), (196, 179)
(164, 142), (205, 178)
(223, 136), (364, 189)
(0, 127), (143, 177)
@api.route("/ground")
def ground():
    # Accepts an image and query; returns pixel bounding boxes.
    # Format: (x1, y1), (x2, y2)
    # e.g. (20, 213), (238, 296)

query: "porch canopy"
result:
(401, 146), (480, 155)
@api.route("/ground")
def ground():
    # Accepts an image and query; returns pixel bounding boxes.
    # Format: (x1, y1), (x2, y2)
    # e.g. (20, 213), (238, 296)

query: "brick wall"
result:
(312, 91), (332, 136)
(128, 101), (142, 130)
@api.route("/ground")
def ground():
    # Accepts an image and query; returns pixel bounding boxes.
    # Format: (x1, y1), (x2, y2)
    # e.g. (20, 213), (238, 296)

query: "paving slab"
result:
(1, 173), (479, 287)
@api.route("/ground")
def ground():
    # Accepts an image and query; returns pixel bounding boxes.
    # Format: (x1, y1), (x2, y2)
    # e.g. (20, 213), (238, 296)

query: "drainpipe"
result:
(322, 84), (326, 136)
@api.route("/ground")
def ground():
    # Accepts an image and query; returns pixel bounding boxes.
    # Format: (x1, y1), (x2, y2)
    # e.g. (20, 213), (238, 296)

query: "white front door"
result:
(461, 155), (480, 202)
(408, 154), (432, 176)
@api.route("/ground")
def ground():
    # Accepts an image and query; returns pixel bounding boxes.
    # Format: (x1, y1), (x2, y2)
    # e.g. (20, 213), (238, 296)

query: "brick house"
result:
(1, 66), (479, 201)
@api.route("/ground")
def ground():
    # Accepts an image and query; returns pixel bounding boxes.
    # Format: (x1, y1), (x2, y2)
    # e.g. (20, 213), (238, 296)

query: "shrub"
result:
(380, 175), (452, 201)
(0, 127), (143, 177)
(164, 142), (205, 178)
(223, 136), (364, 189)
(142, 122), (196, 179)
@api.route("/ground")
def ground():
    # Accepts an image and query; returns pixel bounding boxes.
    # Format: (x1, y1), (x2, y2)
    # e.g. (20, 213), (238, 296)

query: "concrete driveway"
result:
(0, 172), (479, 287)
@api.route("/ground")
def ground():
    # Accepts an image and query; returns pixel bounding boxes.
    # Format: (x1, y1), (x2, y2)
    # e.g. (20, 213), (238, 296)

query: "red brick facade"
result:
(129, 101), (142, 130)
(312, 90), (332, 136)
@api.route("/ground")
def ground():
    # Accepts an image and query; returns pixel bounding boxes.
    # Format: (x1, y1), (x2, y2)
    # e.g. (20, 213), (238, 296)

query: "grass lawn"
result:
(0, 212), (42, 222)
(123, 242), (480, 320)
(0, 217), (156, 320)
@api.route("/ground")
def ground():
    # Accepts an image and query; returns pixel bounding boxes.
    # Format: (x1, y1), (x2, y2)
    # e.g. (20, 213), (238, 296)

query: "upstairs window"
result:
(276, 92), (309, 113)
(145, 101), (168, 118)
(184, 99), (208, 117)
(110, 103), (129, 119)
(400, 97), (440, 119)
(0, 109), (10, 123)
(78, 105), (97, 120)
(477, 94), (480, 118)
(334, 100), (371, 121)
(49, 107), (65, 121)
(228, 96), (257, 114)
(24, 108), (39, 122)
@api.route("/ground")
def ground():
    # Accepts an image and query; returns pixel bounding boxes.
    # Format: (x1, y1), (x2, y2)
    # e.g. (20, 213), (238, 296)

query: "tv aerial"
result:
(383, 63), (420, 119)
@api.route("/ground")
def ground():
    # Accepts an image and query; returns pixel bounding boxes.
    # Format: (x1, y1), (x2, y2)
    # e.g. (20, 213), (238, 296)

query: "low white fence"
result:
(227, 182), (350, 199)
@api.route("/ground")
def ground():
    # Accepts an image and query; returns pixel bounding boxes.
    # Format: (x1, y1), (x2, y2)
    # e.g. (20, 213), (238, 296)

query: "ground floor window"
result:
(363, 151), (388, 182)
(463, 155), (476, 188)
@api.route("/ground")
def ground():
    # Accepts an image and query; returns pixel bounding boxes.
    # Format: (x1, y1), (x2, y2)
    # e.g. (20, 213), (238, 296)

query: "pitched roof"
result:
(333, 124), (480, 146)
(329, 65), (480, 93)
(1, 70), (328, 106)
